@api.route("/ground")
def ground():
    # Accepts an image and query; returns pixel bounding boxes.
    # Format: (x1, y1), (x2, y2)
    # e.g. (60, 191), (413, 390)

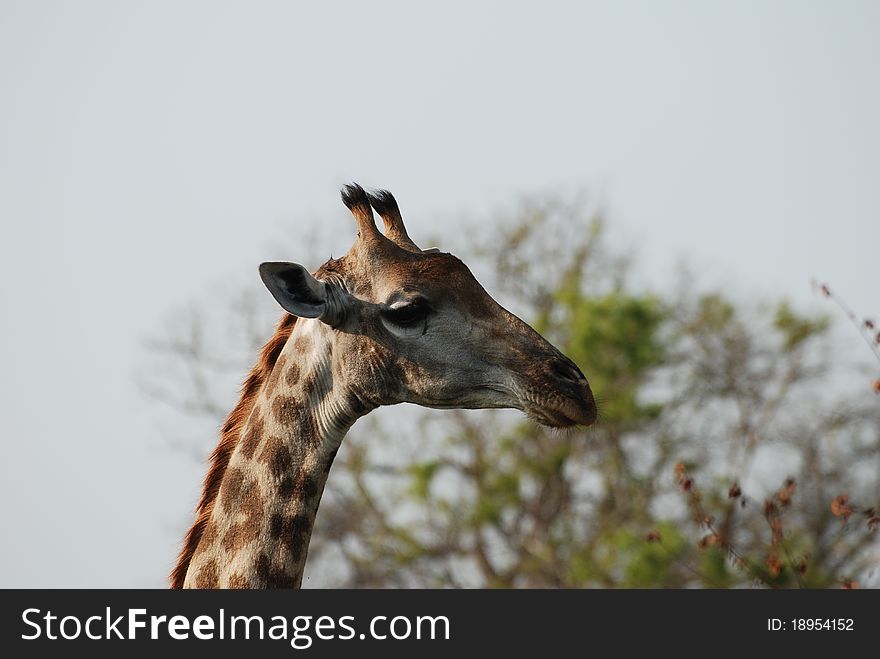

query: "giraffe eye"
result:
(382, 298), (432, 329)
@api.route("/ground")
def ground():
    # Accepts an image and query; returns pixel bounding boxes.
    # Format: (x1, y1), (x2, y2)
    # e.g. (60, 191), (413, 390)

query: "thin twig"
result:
(815, 282), (880, 363)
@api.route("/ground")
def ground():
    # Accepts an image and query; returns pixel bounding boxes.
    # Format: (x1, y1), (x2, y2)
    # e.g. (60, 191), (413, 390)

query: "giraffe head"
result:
(259, 184), (596, 428)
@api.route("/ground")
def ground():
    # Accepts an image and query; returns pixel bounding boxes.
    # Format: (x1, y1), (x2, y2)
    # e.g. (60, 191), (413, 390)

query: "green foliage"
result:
(471, 471), (521, 525)
(691, 293), (735, 332)
(407, 460), (442, 500)
(621, 523), (687, 587)
(699, 546), (732, 588)
(774, 301), (829, 352)
(560, 290), (667, 426)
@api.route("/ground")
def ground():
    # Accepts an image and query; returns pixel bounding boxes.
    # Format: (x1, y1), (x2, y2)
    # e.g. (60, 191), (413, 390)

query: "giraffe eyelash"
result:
(383, 297), (433, 326)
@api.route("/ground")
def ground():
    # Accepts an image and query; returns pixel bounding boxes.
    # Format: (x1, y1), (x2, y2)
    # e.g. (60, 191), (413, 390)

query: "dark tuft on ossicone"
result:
(367, 189), (400, 217)
(340, 183), (370, 212)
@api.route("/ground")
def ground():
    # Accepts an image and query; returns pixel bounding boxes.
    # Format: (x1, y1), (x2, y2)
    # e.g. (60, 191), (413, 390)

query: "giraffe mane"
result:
(169, 312), (298, 588)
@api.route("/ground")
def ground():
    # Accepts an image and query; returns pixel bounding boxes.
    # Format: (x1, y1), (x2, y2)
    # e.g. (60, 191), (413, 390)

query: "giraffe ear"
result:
(259, 262), (327, 319)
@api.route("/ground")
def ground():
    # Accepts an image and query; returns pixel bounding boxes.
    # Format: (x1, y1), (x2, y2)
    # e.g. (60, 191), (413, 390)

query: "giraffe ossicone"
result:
(174, 183), (597, 589)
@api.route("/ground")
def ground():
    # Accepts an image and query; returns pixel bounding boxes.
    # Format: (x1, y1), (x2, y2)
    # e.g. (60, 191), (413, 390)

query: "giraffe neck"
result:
(183, 320), (370, 588)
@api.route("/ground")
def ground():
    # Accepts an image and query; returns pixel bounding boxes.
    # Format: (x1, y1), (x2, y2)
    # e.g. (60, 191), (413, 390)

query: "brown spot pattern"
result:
(271, 395), (300, 427)
(219, 467), (246, 507)
(272, 394), (321, 449)
(194, 559), (219, 588)
(257, 433), (293, 480)
(171, 313), (297, 589)
(278, 475), (296, 499)
(293, 334), (312, 354)
(280, 514), (312, 565)
(221, 521), (257, 554)
(266, 354), (287, 390)
(238, 479), (264, 520)
(239, 414), (264, 460)
(227, 572), (250, 589)
(255, 554), (271, 585)
(294, 472), (320, 502)
(254, 553), (295, 588)
(199, 520), (219, 550)
(267, 512), (313, 567)
(285, 362), (301, 386)
(269, 513), (285, 538)
(322, 447), (339, 475)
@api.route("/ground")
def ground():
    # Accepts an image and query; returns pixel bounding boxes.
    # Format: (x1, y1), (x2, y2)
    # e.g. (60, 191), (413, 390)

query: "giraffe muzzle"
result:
(529, 356), (597, 428)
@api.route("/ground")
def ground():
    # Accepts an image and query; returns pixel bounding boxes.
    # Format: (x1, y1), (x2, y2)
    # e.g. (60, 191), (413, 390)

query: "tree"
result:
(144, 193), (879, 588)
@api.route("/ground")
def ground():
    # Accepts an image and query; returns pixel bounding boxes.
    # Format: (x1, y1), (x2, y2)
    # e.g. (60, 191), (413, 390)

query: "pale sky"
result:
(0, 1), (877, 586)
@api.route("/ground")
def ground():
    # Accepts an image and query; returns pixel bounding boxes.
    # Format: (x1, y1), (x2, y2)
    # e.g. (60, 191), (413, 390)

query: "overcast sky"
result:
(0, 1), (877, 587)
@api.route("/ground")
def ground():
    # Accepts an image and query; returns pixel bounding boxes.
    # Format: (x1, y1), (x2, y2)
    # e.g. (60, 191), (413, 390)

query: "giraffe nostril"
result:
(551, 358), (586, 384)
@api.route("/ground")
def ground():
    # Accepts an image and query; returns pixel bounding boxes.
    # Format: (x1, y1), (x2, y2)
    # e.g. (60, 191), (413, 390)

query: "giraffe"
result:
(172, 184), (597, 588)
